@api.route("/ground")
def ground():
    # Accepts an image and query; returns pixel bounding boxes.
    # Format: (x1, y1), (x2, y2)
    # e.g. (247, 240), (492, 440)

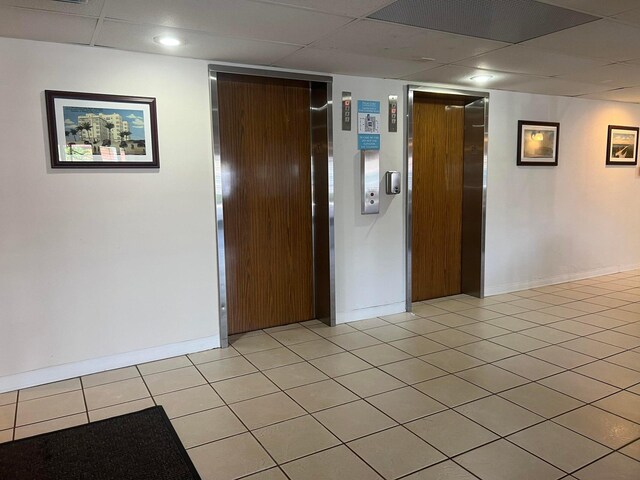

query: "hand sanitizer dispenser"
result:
(385, 171), (401, 195)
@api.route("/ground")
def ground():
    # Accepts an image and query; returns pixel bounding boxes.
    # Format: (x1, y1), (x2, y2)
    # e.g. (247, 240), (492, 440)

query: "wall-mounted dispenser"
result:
(385, 171), (401, 195)
(361, 150), (380, 214)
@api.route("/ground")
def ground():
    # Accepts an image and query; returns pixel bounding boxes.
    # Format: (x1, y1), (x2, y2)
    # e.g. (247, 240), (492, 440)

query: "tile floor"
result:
(2, 271), (640, 479)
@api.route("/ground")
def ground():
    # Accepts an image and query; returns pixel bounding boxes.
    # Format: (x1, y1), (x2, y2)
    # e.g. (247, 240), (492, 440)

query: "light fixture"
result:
(154, 35), (183, 47)
(470, 74), (494, 84)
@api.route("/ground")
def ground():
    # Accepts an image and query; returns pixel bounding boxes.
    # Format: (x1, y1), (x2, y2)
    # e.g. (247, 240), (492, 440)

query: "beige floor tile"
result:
(605, 351), (640, 372)
(0, 391), (17, 407)
(500, 383), (583, 418)
(403, 460), (477, 479)
(576, 314), (626, 329)
(84, 377), (149, 411)
(241, 468), (288, 479)
(0, 429), (12, 443)
(229, 333), (282, 354)
(588, 330), (640, 349)
(415, 375), (490, 407)
(281, 445), (382, 480)
(380, 358), (447, 384)
(389, 336), (448, 356)
(144, 366), (206, 396)
(614, 323), (640, 338)
(287, 339), (345, 360)
(253, 415), (339, 463)
(412, 304), (450, 318)
(189, 432), (275, 480)
(621, 440), (640, 461)
(575, 361), (640, 388)
(188, 346), (240, 364)
(425, 329), (480, 348)
(367, 387), (446, 423)
(137, 356), (191, 375)
(230, 392), (305, 430)
(382, 312), (422, 324)
(485, 303), (530, 316)
(456, 340), (518, 362)
(520, 326), (577, 344)
(365, 324), (416, 342)
(584, 296), (631, 308)
(310, 352), (371, 377)
(171, 406), (246, 448)
(351, 344), (412, 366)
(335, 368), (405, 397)
(573, 452), (640, 480)
(82, 366), (140, 389)
(268, 327), (322, 345)
(508, 299), (554, 311)
(263, 362), (328, 390)
(600, 308), (640, 322)
(398, 318), (450, 336)
(407, 409), (498, 456)
(514, 310), (565, 324)
(88, 398), (155, 422)
(197, 356), (257, 383)
(264, 323), (303, 333)
(556, 405), (640, 449)
(285, 379), (358, 413)
(348, 317), (390, 331)
(420, 349), (485, 373)
(244, 347), (304, 370)
(17, 390), (86, 426)
(553, 290), (595, 301)
(458, 307), (506, 321)
(528, 345), (595, 369)
(433, 299), (475, 313)
(429, 313), (477, 328)
(594, 391), (640, 424)
(458, 322), (512, 339)
(0, 403), (16, 430)
(540, 372), (619, 403)
(307, 324), (358, 338)
(486, 316), (538, 332)
(456, 439), (563, 480)
(14, 413), (87, 440)
(348, 426), (446, 479)
(154, 384), (224, 419)
(456, 364), (528, 393)
(20, 378), (81, 402)
(328, 332), (382, 350)
(552, 320), (603, 336)
(495, 355), (564, 380)
(510, 421), (610, 472)
(212, 372), (279, 404)
(490, 333), (550, 352)
(313, 400), (396, 442)
(562, 301), (609, 314)
(456, 395), (543, 436)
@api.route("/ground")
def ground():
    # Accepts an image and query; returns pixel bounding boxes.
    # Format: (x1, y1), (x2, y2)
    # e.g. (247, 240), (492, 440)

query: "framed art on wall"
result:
(606, 125), (638, 165)
(517, 120), (560, 166)
(45, 90), (159, 168)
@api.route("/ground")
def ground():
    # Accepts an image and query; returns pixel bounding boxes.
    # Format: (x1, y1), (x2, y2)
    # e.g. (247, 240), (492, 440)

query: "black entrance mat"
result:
(0, 406), (201, 480)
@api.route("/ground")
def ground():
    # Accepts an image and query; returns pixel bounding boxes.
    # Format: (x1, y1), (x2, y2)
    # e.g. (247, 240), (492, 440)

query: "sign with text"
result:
(357, 100), (380, 150)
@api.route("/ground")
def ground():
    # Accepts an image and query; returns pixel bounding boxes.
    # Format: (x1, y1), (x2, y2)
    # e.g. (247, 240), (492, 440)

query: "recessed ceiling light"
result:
(470, 74), (494, 83)
(154, 36), (183, 47)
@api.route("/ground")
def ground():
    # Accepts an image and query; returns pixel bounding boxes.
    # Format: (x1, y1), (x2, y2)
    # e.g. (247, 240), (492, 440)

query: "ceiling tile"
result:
(522, 19), (640, 62)
(535, 0), (639, 16)
(0, 0), (104, 17)
(507, 76), (614, 96)
(312, 19), (507, 64)
(104, 0), (351, 46)
(256, 0), (395, 18)
(275, 47), (439, 78)
(557, 63), (640, 88)
(611, 7), (640, 27)
(0, 6), (96, 44)
(96, 20), (301, 65)
(580, 86), (640, 103)
(456, 45), (608, 76)
(403, 65), (537, 90)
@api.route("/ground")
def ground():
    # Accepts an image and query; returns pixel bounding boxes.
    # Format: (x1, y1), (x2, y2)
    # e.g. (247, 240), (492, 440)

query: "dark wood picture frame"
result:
(45, 90), (159, 168)
(606, 125), (639, 166)
(517, 120), (560, 166)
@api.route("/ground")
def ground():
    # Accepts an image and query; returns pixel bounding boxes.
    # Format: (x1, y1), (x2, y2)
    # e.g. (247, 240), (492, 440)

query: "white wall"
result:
(0, 39), (219, 391)
(485, 91), (640, 294)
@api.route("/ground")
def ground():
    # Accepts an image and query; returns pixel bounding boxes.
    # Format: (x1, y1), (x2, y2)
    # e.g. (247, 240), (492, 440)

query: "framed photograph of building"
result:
(45, 90), (159, 168)
(606, 125), (638, 165)
(517, 121), (560, 166)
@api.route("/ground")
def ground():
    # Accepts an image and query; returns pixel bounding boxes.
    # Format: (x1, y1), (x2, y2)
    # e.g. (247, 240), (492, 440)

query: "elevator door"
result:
(218, 73), (314, 334)
(412, 95), (465, 301)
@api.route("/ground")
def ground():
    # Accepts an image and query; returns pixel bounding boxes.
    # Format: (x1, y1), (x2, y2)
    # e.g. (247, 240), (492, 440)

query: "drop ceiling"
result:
(3, 0), (640, 103)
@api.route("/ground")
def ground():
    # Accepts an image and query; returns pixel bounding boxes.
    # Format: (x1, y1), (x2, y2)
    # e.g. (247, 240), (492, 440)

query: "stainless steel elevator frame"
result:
(405, 85), (490, 311)
(209, 65), (336, 347)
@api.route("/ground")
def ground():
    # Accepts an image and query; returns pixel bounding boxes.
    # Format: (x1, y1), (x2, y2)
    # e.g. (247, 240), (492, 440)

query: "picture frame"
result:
(606, 125), (638, 166)
(517, 120), (560, 166)
(45, 90), (159, 168)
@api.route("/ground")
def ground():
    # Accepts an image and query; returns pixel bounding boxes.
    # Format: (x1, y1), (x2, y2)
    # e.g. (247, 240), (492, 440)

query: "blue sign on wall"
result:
(357, 100), (381, 150)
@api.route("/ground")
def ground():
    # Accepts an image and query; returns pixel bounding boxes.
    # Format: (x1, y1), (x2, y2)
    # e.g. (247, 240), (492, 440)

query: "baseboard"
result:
(336, 301), (406, 324)
(484, 263), (640, 297)
(0, 335), (220, 394)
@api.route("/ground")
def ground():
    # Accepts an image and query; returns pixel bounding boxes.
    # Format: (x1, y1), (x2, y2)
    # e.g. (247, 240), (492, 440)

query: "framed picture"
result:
(45, 90), (159, 168)
(517, 121), (560, 166)
(606, 125), (638, 165)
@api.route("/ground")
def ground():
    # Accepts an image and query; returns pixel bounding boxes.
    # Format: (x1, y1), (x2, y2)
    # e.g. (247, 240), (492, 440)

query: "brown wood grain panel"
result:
(412, 95), (465, 301)
(218, 73), (314, 334)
